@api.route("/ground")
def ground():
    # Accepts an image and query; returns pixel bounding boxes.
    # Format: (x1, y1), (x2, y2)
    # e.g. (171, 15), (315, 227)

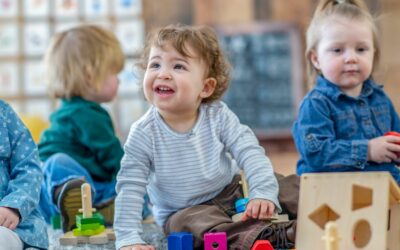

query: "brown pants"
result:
(164, 173), (300, 249)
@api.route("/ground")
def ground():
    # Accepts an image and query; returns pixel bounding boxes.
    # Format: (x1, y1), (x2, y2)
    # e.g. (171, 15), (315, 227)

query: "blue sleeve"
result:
(0, 104), (43, 221)
(389, 99), (400, 132)
(292, 96), (368, 171)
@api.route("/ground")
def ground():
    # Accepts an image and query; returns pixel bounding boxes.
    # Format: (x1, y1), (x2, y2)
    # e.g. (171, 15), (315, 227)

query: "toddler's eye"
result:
(357, 47), (367, 52)
(174, 64), (186, 70)
(332, 48), (341, 53)
(148, 62), (160, 69)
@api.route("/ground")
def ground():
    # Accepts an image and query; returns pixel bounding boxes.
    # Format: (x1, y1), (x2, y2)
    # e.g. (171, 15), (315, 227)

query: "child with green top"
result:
(38, 24), (149, 232)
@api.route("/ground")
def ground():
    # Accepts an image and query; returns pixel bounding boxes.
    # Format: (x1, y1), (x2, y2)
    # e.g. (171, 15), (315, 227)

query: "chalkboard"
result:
(217, 22), (303, 139)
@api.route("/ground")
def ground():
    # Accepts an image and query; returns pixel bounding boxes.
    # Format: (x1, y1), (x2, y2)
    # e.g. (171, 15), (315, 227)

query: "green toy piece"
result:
(51, 214), (61, 229)
(73, 212), (105, 236)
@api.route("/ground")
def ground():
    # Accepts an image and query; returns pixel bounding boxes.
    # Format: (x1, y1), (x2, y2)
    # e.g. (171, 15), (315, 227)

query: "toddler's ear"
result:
(309, 50), (321, 70)
(84, 66), (94, 84)
(200, 77), (217, 98)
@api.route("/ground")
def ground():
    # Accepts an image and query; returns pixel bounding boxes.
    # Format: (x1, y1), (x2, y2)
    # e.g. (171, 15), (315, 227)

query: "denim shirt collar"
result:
(314, 75), (383, 101)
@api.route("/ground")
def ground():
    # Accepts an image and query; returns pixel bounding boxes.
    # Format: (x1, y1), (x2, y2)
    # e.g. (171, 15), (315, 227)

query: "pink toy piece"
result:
(251, 240), (274, 250)
(204, 232), (227, 250)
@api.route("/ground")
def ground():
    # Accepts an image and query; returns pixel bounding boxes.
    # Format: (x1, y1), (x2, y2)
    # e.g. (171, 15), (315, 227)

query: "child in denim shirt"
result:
(0, 100), (48, 249)
(292, 0), (400, 183)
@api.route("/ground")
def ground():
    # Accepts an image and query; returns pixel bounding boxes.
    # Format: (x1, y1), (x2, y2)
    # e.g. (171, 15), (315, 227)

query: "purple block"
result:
(204, 232), (227, 250)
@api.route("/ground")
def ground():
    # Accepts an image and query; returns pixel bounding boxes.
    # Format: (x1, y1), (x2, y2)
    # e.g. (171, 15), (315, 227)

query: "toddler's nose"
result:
(344, 50), (357, 63)
(158, 69), (172, 80)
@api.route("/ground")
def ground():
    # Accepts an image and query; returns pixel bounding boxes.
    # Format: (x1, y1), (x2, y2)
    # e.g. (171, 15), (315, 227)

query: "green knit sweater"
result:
(39, 97), (123, 182)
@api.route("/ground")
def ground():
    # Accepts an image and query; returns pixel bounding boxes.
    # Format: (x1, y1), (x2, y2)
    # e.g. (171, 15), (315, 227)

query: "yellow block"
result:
(20, 115), (49, 143)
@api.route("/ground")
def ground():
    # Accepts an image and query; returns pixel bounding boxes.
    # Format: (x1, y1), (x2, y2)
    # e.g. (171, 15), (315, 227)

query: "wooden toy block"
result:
(60, 231), (90, 245)
(251, 240), (274, 250)
(271, 213), (289, 223)
(234, 170), (250, 213)
(204, 232), (227, 250)
(72, 183), (105, 236)
(231, 212), (286, 223)
(232, 170), (250, 222)
(79, 183), (96, 218)
(296, 172), (400, 250)
(105, 228), (116, 241)
(231, 212), (243, 222)
(168, 232), (193, 250)
(239, 170), (249, 198)
(88, 232), (109, 244)
(59, 231), (78, 246)
(59, 183), (113, 245)
(322, 221), (340, 250)
(60, 228), (115, 246)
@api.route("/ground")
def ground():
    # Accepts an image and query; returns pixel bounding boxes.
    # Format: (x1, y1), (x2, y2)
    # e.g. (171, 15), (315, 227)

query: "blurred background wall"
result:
(1, 0), (399, 174)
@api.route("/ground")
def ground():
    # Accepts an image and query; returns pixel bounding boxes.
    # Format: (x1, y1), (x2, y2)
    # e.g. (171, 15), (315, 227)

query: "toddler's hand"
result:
(0, 206), (20, 230)
(368, 136), (400, 163)
(120, 244), (155, 250)
(241, 199), (275, 221)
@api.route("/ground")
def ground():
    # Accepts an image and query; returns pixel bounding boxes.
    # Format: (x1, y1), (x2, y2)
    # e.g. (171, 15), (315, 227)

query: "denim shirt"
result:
(292, 76), (400, 183)
(0, 100), (48, 249)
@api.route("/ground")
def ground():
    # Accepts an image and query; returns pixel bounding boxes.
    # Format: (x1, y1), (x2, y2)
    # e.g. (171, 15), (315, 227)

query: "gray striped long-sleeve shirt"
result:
(114, 101), (280, 249)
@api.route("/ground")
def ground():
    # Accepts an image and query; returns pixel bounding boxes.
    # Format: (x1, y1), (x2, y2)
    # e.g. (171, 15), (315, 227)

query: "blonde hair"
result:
(44, 25), (125, 99)
(306, 0), (380, 85)
(138, 24), (230, 103)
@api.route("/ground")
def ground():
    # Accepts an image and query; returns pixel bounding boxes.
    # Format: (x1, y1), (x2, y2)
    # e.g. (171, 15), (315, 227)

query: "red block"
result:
(251, 240), (274, 250)
(385, 131), (400, 157)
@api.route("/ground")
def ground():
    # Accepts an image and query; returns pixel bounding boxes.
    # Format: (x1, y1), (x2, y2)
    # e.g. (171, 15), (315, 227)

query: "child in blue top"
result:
(0, 100), (48, 249)
(292, 0), (400, 183)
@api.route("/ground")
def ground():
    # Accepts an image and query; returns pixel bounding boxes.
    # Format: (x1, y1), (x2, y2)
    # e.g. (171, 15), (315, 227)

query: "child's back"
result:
(39, 96), (122, 182)
(38, 24), (127, 232)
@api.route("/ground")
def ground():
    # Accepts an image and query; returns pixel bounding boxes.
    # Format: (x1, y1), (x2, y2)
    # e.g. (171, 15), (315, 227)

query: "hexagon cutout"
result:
(308, 204), (340, 230)
(352, 184), (373, 211)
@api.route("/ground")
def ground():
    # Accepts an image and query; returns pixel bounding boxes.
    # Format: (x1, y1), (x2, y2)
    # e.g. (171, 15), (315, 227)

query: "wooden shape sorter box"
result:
(296, 172), (400, 250)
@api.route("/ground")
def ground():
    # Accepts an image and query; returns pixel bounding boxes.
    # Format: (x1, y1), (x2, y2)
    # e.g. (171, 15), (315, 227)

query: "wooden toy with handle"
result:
(322, 221), (340, 250)
(79, 183), (96, 218)
(240, 170), (249, 198)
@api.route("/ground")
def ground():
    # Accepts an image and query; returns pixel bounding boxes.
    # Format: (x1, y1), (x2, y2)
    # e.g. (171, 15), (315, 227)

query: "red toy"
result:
(384, 131), (400, 157)
(250, 240), (274, 250)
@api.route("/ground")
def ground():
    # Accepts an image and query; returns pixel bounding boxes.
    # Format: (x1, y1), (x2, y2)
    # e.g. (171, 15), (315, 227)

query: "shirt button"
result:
(306, 134), (313, 140)
(358, 101), (365, 106)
